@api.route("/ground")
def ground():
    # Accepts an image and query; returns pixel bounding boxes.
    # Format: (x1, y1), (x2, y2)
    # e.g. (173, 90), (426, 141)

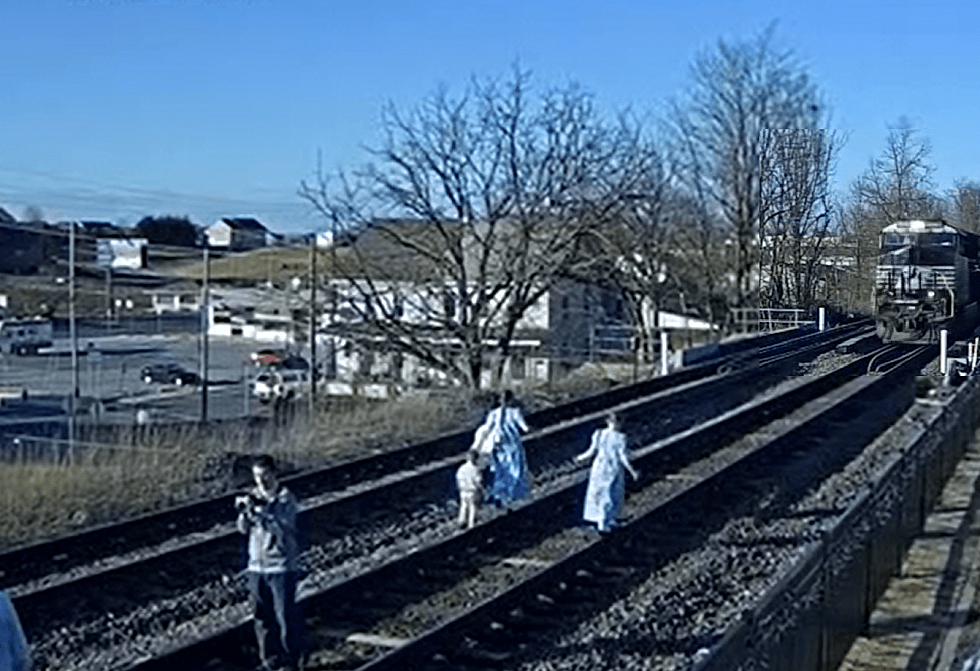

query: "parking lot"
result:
(0, 333), (285, 424)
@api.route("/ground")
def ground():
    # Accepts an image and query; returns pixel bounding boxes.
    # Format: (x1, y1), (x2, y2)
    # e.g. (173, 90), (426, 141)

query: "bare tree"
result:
(669, 25), (827, 314)
(668, 131), (730, 328)
(853, 122), (942, 224)
(830, 198), (879, 314)
(949, 179), (980, 234)
(573, 143), (690, 361)
(759, 128), (844, 311)
(844, 122), (942, 312)
(300, 67), (657, 388)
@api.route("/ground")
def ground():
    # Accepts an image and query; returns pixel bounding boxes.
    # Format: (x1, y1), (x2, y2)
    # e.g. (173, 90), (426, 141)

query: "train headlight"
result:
(926, 290), (936, 299)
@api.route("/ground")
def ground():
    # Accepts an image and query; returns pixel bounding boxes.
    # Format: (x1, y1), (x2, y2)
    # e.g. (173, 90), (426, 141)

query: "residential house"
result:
(96, 238), (149, 270)
(206, 217), (276, 251)
(75, 221), (123, 266)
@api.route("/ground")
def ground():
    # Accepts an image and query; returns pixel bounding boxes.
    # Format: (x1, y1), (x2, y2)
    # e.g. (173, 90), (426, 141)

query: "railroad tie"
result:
(345, 632), (411, 648)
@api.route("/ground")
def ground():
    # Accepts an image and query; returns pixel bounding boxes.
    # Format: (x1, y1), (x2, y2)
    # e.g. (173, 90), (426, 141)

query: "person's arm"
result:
(236, 511), (251, 535)
(465, 465), (482, 492)
(619, 436), (639, 480)
(575, 430), (600, 462)
(472, 423), (493, 454)
(256, 491), (298, 541)
(236, 493), (257, 535)
(515, 407), (529, 433)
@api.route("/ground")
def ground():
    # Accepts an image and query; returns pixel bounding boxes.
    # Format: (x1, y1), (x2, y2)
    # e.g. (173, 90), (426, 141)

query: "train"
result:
(875, 219), (980, 343)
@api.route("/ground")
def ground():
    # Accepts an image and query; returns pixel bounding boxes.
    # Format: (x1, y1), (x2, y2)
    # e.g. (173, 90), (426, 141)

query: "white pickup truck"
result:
(253, 369), (310, 403)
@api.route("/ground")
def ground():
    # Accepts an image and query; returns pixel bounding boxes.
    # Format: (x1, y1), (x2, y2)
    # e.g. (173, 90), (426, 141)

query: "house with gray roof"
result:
(206, 217), (276, 251)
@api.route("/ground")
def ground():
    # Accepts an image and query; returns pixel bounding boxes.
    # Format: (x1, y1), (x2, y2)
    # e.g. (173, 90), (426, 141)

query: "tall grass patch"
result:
(0, 387), (487, 551)
(0, 367), (626, 551)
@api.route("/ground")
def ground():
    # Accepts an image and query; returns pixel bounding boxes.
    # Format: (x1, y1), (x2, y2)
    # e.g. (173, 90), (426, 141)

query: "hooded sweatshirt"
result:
(236, 485), (299, 574)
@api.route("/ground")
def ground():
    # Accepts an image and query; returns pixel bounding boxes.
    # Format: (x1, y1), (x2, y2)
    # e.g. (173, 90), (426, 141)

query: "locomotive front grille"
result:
(876, 265), (955, 295)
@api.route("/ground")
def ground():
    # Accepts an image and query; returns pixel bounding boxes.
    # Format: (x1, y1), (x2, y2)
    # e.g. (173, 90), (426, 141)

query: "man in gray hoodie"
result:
(237, 454), (303, 671)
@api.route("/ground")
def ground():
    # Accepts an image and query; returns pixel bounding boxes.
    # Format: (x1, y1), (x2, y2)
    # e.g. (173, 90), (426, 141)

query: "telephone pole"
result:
(69, 222), (78, 463)
(200, 244), (210, 423)
(309, 234), (317, 414)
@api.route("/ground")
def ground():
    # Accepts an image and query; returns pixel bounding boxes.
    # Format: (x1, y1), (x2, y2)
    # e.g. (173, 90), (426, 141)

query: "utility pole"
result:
(105, 265), (113, 334)
(309, 234), (317, 414)
(200, 244), (210, 423)
(69, 222), (78, 463)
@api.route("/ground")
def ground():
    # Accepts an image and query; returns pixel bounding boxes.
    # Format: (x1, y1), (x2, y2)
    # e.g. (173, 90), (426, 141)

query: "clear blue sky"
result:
(1, 0), (978, 234)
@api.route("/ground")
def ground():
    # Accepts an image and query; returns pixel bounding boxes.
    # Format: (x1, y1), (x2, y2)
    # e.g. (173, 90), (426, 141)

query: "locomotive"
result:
(875, 219), (980, 343)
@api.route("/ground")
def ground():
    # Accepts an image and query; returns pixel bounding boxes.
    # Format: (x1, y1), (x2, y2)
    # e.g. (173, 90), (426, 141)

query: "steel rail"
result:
(117, 330), (905, 671)
(4, 325), (865, 597)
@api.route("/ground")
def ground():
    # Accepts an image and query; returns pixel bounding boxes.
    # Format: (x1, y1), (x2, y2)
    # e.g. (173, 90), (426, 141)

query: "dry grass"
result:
(166, 246), (321, 282)
(0, 387), (486, 551)
(0, 365), (633, 551)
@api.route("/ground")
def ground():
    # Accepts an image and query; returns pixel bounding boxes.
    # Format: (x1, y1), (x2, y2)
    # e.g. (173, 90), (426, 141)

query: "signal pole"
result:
(200, 244), (210, 423)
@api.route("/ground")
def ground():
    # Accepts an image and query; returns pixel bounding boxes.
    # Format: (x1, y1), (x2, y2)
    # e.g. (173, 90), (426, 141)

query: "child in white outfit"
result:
(456, 449), (483, 528)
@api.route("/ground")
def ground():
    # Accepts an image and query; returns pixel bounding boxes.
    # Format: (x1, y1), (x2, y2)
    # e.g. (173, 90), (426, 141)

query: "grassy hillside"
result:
(167, 246), (323, 283)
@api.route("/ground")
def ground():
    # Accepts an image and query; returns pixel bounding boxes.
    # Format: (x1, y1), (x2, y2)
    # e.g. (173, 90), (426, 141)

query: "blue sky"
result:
(1, 0), (978, 233)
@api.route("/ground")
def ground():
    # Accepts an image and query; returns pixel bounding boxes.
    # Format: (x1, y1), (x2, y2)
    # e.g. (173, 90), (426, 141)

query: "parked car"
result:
(141, 363), (200, 386)
(253, 369), (309, 403)
(281, 355), (310, 371)
(250, 348), (310, 371)
(0, 317), (53, 355)
(250, 348), (286, 366)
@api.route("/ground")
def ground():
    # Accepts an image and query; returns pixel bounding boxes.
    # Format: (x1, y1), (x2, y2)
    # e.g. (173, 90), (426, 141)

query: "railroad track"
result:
(106, 337), (917, 671)
(7, 324), (871, 670)
(4, 324), (869, 589)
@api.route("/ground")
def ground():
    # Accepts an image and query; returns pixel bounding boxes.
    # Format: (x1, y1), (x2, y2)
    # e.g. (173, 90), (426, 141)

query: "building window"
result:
(511, 353), (525, 380)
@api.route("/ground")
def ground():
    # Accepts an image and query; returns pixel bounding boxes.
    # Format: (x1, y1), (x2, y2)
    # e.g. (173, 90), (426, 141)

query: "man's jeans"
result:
(248, 571), (303, 668)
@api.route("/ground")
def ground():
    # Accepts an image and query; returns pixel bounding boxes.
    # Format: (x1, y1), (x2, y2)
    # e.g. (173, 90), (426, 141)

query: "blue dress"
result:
(0, 590), (31, 671)
(482, 405), (530, 505)
(579, 427), (633, 532)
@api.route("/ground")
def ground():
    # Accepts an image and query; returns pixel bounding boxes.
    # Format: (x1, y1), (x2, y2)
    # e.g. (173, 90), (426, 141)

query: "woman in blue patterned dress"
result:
(480, 390), (531, 506)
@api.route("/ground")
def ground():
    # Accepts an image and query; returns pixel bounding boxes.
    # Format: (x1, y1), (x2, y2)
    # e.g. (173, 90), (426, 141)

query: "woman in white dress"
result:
(575, 413), (638, 533)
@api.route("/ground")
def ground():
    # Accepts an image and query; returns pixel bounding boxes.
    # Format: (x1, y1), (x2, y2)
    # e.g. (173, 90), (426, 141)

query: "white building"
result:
(322, 274), (627, 390)
(96, 238), (148, 270)
(206, 218), (275, 251)
(150, 291), (201, 315)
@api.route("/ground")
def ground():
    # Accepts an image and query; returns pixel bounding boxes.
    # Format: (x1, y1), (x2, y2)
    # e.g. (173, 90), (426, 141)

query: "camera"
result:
(235, 494), (259, 511)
